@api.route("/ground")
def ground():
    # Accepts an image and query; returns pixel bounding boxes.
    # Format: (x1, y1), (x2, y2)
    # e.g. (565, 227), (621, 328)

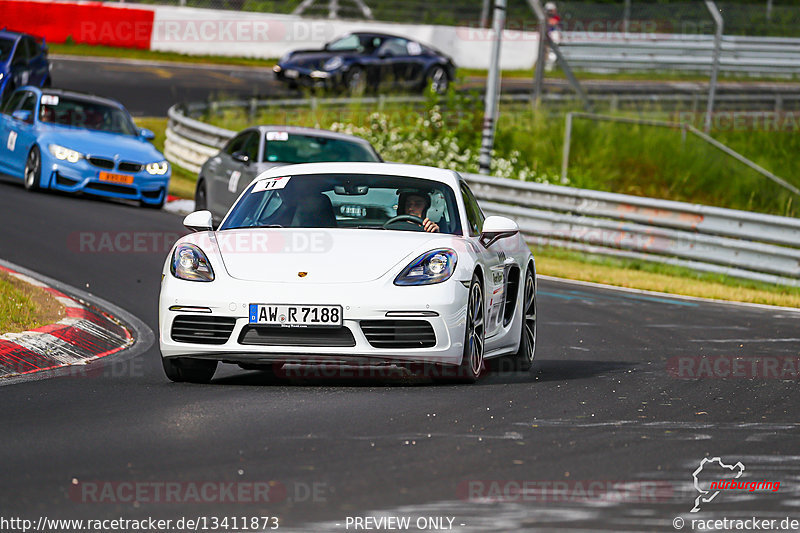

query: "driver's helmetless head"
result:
(403, 194), (428, 218)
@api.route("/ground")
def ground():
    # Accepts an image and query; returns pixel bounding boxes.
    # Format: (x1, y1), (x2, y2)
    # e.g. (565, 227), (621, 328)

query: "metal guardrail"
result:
(559, 32), (800, 75)
(164, 102), (800, 287)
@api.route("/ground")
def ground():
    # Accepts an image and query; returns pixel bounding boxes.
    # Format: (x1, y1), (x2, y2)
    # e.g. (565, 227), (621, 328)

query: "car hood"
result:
(40, 126), (165, 162)
(210, 229), (457, 283)
(283, 51), (353, 70)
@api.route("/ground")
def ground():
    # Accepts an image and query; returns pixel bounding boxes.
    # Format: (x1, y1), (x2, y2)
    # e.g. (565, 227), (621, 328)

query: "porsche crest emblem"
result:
(298, 272), (308, 278)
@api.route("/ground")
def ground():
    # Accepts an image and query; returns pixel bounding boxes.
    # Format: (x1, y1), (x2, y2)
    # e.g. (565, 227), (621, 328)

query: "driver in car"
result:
(398, 191), (439, 233)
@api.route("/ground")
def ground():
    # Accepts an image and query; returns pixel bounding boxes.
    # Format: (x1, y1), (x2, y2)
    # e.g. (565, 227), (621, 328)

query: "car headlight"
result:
(48, 144), (83, 163)
(170, 243), (214, 282)
(146, 161), (169, 175)
(323, 56), (344, 71)
(394, 249), (457, 286)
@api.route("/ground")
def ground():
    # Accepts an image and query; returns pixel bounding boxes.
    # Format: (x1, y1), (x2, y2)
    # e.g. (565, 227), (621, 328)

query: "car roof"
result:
(349, 31), (414, 41)
(38, 88), (125, 109)
(253, 162), (462, 188)
(252, 125), (373, 145)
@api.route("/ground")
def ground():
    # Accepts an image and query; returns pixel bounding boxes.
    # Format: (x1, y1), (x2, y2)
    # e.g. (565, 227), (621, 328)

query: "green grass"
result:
(49, 42), (276, 68)
(0, 275), (39, 332)
(0, 272), (64, 333)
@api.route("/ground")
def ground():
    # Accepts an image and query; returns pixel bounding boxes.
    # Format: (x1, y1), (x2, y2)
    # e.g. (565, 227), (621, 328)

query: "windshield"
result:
(326, 34), (381, 53)
(39, 95), (137, 135)
(263, 133), (380, 164)
(0, 37), (14, 62)
(220, 173), (462, 235)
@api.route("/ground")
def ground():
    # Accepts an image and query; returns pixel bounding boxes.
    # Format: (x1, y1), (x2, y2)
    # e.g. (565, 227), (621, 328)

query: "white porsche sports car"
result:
(159, 162), (536, 384)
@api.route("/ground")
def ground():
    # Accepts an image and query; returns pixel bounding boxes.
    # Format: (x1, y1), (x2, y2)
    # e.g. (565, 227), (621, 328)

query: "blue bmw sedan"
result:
(0, 87), (170, 208)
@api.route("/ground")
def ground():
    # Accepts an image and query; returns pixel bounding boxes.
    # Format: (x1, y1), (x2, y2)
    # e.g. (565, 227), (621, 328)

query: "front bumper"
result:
(45, 159), (170, 206)
(159, 275), (469, 366)
(274, 66), (344, 90)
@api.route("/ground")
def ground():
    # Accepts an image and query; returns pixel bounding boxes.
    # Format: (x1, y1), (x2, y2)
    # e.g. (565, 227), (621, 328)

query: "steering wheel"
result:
(383, 214), (425, 229)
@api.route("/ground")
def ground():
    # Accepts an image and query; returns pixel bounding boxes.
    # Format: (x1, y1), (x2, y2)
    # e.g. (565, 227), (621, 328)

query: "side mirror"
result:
(183, 210), (214, 232)
(480, 215), (519, 247)
(11, 110), (32, 123)
(139, 128), (155, 140)
(232, 151), (250, 164)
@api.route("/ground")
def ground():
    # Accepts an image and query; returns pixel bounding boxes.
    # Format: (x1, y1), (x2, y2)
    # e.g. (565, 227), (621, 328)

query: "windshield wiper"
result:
(357, 225), (386, 229)
(225, 224), (283, 230)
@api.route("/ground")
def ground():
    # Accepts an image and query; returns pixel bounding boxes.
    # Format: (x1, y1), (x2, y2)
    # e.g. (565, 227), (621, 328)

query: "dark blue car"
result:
(0, 87), (170, 208)
(273, 32), (455, 95)
(0, 30), (51, 102)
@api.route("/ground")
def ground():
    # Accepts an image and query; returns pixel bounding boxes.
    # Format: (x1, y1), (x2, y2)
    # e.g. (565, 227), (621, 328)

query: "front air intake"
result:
(360, 320), (436, 349)
(170, 315), (236, 345)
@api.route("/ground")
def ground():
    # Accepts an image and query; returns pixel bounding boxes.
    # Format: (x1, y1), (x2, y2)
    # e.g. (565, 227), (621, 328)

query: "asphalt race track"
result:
(1, 180), (799, 531)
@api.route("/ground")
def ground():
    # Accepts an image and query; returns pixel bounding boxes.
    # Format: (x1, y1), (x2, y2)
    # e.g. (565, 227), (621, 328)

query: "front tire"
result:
(346, 66), (366, 96)
(162, 357), (217, 383)
(23, 146), (42, 191)
(424, 65), (449, 95)
(437, 273), (485, 383)
(512, 267), (537, 371)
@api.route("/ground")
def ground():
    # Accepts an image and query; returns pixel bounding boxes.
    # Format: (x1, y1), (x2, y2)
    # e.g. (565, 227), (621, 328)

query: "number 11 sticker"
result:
(251, 176), (291, 193)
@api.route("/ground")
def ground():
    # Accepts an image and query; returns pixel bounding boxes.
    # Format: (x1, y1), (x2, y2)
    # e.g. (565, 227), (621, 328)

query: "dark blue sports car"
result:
(0, 30), (51, 102)
(0, 87), (170, 208)
(273, 32), (455, 95)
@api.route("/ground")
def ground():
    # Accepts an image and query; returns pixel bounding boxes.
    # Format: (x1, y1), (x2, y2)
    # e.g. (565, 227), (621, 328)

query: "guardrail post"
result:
(479, 0), (506, 175)
(704, 0), (723, 133)
(561, 112), (574, 182)
(248, 98), (257, 121)
(530, 0), (547, 103)
(480, 0), (491, 28)
(623, 0), (631, 34)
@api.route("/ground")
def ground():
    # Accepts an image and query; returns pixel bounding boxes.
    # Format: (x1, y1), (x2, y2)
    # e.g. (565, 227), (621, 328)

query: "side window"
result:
(18, 92), (36, 114)
(224, 132), (250, 156)
(2, 91), (26, 114)
(23, 38), (39, 59)
(460, 183), (485, 236)
(10, 39), (25, 65)
(377, 38), (409, 57)
(407, 41), (423, 56)
(242, 133), (259, 162)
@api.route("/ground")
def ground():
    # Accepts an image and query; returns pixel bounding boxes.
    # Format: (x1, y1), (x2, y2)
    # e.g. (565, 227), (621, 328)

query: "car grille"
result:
(118, 161), (143, 173)
(85, 182), (136, 195)
(238, 325), (356, 347)
(141, 188), (163, 199)
(87, 156), (115, 169)
(360, 320), (436, 349)
(171, 315), (237, 345)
